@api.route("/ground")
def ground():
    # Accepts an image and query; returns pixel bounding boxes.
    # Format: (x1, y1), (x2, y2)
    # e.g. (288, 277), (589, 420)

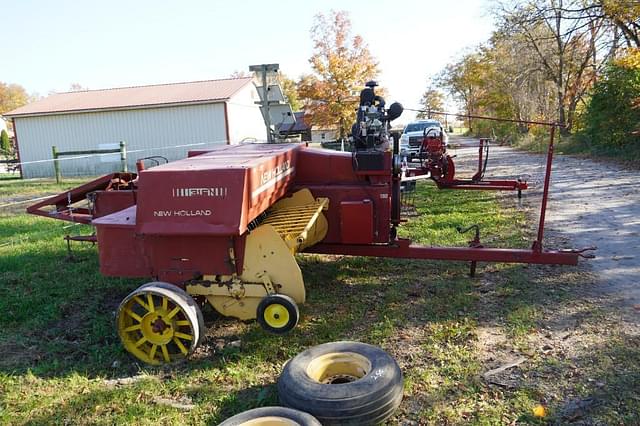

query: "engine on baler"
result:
(351, 80), (403, 152)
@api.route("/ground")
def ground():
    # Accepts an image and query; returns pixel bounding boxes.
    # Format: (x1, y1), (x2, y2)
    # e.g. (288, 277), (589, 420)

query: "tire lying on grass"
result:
(277, 341), (403, 425)
(218, 406), (321, 426)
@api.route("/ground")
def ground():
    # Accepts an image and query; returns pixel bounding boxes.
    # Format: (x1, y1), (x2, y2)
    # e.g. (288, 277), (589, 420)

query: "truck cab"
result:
(399, 119), (448, 160)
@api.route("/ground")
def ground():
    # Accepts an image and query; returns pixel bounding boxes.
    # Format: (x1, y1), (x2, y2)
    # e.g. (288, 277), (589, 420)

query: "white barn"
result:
(3, 77), (266, 178)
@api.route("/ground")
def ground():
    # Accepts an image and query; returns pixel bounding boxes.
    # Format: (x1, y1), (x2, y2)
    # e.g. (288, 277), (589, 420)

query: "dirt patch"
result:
(0, 193), (58, 216)
(0, 341), (43, 368)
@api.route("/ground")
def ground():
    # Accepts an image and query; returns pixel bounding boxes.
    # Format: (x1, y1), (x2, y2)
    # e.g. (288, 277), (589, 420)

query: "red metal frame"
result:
(27, 172), (137, 224)
(303, 122), (592, 267)
(308, 239), (581, 265)
(471, 138), (488, 182)
(533, 125), (555, 252)
(437, 179), (526, 191)
(26, 116), (594, 283)
(406, 133), (528, 193)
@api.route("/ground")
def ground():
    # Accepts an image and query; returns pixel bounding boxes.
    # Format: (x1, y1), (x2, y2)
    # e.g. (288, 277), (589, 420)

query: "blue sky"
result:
(4, 0), (493, 119)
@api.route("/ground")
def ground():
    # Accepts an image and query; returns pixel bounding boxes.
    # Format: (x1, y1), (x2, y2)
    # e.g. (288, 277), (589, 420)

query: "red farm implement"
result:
(28, 81), (594, 365)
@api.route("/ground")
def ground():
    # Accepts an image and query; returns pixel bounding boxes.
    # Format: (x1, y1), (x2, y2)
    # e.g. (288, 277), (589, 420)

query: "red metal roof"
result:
(4, 77), (253, 117)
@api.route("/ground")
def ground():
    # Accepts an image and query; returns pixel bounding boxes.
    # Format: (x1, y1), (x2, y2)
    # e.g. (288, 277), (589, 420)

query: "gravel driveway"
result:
(449, 135), (640, 308)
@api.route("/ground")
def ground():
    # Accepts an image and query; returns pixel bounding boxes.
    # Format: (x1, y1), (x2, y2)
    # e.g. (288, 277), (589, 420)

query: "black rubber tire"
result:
(218, 406), (321, 426)
(277, 341), (403, 425)
(257, 294), (299, 334)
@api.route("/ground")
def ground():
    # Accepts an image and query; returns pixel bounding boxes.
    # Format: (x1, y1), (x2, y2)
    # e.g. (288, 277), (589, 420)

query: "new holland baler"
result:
(27, 82), (592, 365)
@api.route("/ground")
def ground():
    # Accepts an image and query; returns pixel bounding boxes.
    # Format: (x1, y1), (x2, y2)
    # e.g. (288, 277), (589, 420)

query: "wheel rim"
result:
(263, 303), (290, 329)
(239, 417), (300, 426)
(306, 352), (372, 384)
(118, 287), (197, 365)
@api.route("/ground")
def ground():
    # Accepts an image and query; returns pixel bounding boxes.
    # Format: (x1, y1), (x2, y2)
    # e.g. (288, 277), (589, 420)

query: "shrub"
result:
(579, 63), (640, 150)
(0, 129), (10, 154)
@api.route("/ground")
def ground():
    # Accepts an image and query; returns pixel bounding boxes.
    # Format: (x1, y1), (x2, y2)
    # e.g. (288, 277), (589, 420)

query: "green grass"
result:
(0, 177), (637, 424)
(0, 177), (93, 201)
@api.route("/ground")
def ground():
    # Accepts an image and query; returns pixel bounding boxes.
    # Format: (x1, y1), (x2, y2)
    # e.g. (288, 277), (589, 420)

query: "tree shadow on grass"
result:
(0, 244), (597, 378)
(22, 380), (281, 426)
(2, 232), (625, 424)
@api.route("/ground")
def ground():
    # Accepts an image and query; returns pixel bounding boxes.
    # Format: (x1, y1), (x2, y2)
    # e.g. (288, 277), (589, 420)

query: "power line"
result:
(12, 138), (252, 167)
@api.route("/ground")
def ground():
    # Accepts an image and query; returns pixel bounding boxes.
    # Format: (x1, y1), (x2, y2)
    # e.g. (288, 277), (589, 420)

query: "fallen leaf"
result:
(533, 404), (546, 418)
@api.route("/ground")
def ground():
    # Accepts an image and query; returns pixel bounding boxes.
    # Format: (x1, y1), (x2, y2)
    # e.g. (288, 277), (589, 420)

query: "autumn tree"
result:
(417, 86), (446, 122)
(0, 82), (29, 114)
(280, 75), (302, 111)
(496, 0), (606, 132)
(600, 0), (640, 48)
(417, 86), (445, 116)
(437, 53), (488, 131)
(298, 10), (379, 139)
(477, 31), (557, 133)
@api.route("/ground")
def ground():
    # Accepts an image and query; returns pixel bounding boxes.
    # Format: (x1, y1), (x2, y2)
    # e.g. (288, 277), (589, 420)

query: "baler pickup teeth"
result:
(262, 189), (329, 253)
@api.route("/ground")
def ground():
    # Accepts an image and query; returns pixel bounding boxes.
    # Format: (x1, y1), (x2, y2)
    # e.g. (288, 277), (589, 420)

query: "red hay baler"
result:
(27, 82), (593, 365)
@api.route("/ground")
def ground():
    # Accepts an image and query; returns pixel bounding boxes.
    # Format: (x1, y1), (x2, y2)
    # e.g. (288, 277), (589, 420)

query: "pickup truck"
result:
(399, 119), (448, 160)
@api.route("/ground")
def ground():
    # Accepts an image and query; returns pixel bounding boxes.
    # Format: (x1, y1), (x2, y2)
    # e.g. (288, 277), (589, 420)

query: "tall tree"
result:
(417, 86), (446, 121)
(437, 53), (487, 130)
(601, 0), (640, 47)
(580, 61), (640, 147)
(280, 75), (302, 111)
(0, 82), (29, 114)
(298, 10), (379, 139)
(498, 0), (604, 132)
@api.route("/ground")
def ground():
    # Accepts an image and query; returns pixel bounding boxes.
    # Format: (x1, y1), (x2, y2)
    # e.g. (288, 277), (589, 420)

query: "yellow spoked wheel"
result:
(117, 282), (204, 365)
(257, 294), (299, 334)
